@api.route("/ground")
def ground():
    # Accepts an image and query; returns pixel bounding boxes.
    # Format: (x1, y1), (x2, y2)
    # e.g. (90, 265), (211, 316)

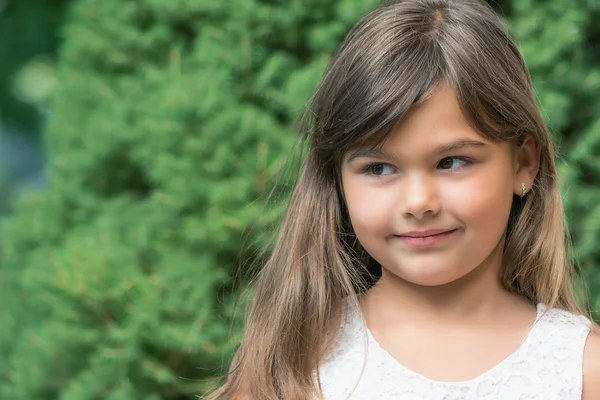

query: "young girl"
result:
(206, 0), (600, 398)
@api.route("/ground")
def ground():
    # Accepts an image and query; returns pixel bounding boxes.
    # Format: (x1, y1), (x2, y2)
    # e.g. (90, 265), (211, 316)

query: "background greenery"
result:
(0, 0), (70, 213)
(1, 0), (600, 399)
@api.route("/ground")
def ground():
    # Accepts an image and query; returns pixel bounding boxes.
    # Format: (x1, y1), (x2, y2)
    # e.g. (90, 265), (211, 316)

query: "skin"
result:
(340, 81), (600, 389)
(583, 334), (600, 398)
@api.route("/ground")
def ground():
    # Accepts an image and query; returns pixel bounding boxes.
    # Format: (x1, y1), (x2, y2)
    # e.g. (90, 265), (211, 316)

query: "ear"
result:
(513, 136), (541, 197)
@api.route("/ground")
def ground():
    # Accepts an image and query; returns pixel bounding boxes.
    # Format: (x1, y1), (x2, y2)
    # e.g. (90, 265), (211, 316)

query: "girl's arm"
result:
(583, 332), (600, 399)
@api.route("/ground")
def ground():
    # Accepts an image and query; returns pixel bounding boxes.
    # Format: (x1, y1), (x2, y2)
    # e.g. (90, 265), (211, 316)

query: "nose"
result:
(400, 173), (441, 219)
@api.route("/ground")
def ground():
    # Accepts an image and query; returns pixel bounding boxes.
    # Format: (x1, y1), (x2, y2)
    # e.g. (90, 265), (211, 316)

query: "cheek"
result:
(343, 180), (394, 234)
(444, 172), (514, 232)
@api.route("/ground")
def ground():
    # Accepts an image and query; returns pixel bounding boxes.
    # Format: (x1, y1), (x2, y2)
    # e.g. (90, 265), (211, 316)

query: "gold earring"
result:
(521, 183), (527, 197)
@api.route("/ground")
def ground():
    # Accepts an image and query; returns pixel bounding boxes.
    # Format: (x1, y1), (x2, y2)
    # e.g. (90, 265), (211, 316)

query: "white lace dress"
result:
(316, 300), (592, 399)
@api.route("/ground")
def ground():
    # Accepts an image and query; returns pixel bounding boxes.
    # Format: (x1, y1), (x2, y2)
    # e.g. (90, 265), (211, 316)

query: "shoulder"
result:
(319, 299), (365, 368)
(545, 305), (599, 399)
(532, 304), (593, 395)
(583, 330), (600, 399)
(539, 304), (593, 328)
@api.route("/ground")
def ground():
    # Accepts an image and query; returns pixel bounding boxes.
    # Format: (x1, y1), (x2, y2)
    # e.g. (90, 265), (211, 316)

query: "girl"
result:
(206, 0), (600, 398)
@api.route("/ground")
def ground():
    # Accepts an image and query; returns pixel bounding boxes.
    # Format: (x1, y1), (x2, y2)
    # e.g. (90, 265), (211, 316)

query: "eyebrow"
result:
(346, 139), (488, 162)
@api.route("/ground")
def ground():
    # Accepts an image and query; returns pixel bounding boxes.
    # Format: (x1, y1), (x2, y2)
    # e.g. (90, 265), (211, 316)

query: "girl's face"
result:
(341, 83), (536, 287)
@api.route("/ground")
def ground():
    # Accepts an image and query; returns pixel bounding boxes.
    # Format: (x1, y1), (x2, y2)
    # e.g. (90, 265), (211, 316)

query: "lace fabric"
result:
(316, 300), (592, 399)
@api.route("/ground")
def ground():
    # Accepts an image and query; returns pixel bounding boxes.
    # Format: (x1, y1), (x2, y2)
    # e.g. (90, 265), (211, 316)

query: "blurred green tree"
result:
(0, 0), (69, 133)
(1, 0), (600, 399)
(0, 1), (69, 214)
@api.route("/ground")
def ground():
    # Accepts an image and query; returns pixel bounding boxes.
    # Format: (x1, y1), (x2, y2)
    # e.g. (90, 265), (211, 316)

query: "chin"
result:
(387, 266), (466, 287)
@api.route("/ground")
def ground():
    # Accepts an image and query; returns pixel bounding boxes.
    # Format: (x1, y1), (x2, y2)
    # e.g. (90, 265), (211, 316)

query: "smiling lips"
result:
(398, 229), (457, 238)
(395, 229), (458, 247)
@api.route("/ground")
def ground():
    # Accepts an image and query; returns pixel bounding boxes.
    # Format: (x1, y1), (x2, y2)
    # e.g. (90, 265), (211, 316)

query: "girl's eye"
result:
(438, 156), (472, 171)
(362, 156), (472, 177)
(364, 163), (395, 176)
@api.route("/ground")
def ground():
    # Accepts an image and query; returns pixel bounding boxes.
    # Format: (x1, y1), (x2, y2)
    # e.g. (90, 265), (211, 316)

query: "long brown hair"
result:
(205, 0), (591, 398)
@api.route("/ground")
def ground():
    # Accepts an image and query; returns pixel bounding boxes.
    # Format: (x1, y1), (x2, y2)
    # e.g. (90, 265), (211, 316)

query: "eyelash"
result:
(361, 156), (474, 177)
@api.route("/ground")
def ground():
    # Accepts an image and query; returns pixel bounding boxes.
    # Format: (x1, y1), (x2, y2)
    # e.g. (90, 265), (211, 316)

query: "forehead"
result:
(345, 82), (513, 159)
(389, 83), (480, 145)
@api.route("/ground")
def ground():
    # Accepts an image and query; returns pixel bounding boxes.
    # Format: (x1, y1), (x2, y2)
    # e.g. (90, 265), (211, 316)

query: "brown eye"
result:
(439, 157), (454, 169)
(437, 156), (471, 171)
(364, 163), (394, 176)
(370, 164), (385, 175)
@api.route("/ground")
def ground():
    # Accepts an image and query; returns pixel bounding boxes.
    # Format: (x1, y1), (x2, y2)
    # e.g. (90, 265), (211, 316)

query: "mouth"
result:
(394, 229), (459, 247)
(398, 229), (457, 238)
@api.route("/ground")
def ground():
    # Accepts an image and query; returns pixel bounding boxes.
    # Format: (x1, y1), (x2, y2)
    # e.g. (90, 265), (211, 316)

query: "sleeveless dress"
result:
(316, 300), (592, 399)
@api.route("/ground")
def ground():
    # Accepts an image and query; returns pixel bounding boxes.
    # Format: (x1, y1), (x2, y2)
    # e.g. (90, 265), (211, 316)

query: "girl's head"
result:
(206, 0), (585, 399)
(341, 81), (541, 288)
(301, 0), (579, 307)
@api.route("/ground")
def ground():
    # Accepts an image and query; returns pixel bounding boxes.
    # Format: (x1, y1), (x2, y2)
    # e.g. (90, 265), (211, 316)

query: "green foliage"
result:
(0, 0), (381, 398)
(1, 0), (600, 399)
(0, 0), (69, 133)
(0, 1), (67, 215)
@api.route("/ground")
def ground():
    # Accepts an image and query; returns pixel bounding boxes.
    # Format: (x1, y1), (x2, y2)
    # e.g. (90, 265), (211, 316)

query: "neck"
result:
(362, 236), (519, 322)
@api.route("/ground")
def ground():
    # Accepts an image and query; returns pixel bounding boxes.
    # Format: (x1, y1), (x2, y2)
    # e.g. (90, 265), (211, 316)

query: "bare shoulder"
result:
(583, 330), (600, 399)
